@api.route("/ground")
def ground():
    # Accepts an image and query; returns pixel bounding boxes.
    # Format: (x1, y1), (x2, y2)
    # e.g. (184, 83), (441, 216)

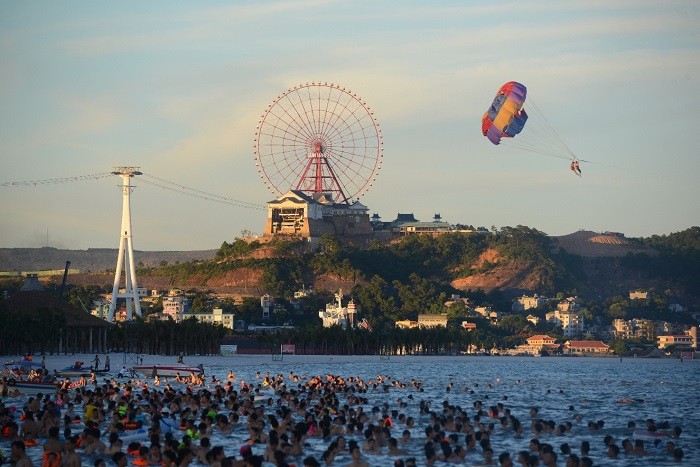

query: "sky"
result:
(1, 0), (699, 251)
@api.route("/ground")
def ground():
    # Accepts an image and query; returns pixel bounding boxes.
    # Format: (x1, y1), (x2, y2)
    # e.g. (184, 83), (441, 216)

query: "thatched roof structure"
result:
(4, 290), (112, 328)
(4, 274), (111, 328)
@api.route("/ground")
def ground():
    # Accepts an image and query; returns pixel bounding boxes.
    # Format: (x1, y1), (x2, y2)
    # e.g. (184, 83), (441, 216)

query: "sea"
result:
(2, 353), (698, 466)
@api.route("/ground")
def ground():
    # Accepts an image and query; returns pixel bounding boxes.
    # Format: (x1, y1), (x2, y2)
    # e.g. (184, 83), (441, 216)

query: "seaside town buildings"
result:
(22, 260), (691, 355)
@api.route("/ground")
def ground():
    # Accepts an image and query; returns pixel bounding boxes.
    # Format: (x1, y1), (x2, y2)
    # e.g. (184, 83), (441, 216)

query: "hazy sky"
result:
(2, 1), (699, 251)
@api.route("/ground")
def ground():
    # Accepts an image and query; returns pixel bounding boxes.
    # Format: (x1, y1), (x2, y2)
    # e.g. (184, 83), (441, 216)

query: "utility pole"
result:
(107, 167), (142, 322)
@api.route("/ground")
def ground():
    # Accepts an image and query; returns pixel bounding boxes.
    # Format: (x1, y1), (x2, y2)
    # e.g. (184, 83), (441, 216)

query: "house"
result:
(612, 318), (655, 340)
(461, 321), (477, 331)
(526, 314), (540, 325)
(512, 295), (547, 312)
(546, 309), (584, 337)
(390, 213), (453, 236)
(163, 295), (189, 322)
(657, 327), (698, 349)
(396, 320), (419, 329)
(629, 290), (648, 300)
(510, 334), (559, 356)
(182, 308), (234, 330)
(557, 297), (581, 312)
(445, 294), (471, 308)
(527, 335), (557, 346)
(417, 314), (448, 328)
(564, 340), (610, 355)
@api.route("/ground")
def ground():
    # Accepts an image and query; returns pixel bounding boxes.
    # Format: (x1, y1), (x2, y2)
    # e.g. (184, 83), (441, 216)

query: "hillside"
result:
(1, 228), (697, 304)
(552, 230), (656, 257)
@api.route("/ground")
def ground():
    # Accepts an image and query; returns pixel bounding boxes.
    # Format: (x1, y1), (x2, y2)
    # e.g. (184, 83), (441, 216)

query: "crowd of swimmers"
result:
(0, 368), (688, 466)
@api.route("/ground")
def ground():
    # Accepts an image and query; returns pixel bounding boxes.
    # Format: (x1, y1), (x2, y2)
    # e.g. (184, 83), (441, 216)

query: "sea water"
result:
(2, 354), (698, 466)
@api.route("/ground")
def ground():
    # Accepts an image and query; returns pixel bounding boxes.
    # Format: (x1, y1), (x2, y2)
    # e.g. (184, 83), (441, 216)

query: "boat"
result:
(3, 359), (45, 375)
(131, 364), (204, 378)
(54, 367), (110, 378)
(54, 361), (110, 378)
(5, 378), (60, 396)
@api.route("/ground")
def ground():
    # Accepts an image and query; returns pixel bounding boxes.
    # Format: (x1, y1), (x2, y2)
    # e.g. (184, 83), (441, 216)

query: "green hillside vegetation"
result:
(136, 226), (697, 329)
(3, 226), (696, 356)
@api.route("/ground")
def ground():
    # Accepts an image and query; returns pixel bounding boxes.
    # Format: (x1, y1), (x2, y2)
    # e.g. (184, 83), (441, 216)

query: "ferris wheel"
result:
(253, 82), (383, 205)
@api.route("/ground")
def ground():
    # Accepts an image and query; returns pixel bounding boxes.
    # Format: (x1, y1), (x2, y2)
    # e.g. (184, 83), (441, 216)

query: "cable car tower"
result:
(107, 167), (142, 322)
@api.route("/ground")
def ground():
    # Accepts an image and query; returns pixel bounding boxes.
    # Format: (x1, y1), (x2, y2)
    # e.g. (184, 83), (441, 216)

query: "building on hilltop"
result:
(629, 290), (649, 300)
(263, 190), (372, 244)
(388, 213), (453, 236)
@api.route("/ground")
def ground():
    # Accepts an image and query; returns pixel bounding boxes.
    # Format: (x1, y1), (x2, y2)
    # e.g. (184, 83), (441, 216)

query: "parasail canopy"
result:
(482, 81), (529, 145)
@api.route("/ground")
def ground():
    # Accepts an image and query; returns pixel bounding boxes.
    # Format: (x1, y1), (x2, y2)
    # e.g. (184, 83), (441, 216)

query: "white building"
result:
(163, 295), (189, 322)
(91, 298), (110, 319)
(319, 290), (356, 328)
(417, 314), (448, 328)
(182, 308), (234, 329)
(557, 297), (581, 312)
(546, 309), (584, 337)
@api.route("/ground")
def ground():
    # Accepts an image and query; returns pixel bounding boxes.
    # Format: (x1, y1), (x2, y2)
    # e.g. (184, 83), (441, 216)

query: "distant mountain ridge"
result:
(0, 231), (652, 272)
(0, 247), (217, 273)
(1, 228), (696, 303)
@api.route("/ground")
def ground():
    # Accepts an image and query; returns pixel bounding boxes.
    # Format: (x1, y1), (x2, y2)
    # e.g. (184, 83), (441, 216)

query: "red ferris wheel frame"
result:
(253, 82), (383, 204)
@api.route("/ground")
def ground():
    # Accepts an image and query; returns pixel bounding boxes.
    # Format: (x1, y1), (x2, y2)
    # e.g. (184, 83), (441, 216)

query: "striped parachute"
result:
(482, 81), (528, 145)
(481, 81), (587, 172)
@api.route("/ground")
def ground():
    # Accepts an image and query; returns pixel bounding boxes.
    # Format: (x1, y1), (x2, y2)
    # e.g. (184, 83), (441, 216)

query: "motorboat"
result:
(2, 361), (59, 395)
(131, 363), (204, 378)
(4, 378), (60, 396)
(54, 361), (109, 377)
(3, 359), (47, 380)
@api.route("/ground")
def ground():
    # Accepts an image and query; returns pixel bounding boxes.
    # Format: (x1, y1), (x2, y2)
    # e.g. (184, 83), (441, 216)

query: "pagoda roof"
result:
(394, 213), (418, 223)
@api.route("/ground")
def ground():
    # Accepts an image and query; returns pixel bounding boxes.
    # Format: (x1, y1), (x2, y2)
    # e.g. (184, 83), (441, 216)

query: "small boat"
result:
(131, 364), (204, 378)
(55, 368), (110, 378)
(4, 377), (60, 396)
(3, 359), (45, 376)
(53, 359), (111, 378)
